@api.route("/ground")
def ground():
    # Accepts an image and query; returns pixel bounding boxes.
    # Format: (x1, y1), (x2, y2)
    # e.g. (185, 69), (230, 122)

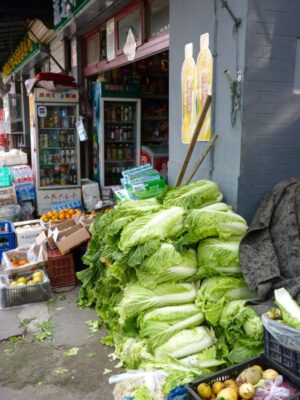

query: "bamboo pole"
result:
(184, 134), (219, 185)
(175, 95), (212, 187)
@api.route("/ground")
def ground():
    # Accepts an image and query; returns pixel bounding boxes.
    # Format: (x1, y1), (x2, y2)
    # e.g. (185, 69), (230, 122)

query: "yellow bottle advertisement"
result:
(181, 43), (197, 143)
(196, 33), (213, 141)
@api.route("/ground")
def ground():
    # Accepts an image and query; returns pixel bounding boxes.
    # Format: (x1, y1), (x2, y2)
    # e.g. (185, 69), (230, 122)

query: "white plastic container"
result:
(14, 220), (44, 246)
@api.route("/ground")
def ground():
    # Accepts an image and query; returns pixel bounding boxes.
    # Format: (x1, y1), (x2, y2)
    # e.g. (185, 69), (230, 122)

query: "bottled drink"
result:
(128, 106), (133, 122)
(117, 144), (123, 160)
(120, 106), (125, 121)
(111, 144), (117, 160)
(44, 134), (48, 148)
(59, 131), (65, 147)
(124, 106), (129, 122)
(115, 127), (120, 141)
(124, 144), (131, 160)
(61, 150), (65, 163)
(61, 108), (69, 128)
(110, 129), (115, 140)
(67, 134), (73, 147)
(70, 149), (75, 163)
(53, 110), (59, 127)
(111, 107), (116, 121)
(66, 150), (71, 163)
(48, 116), (54, 128)
(106, 146), (111, 160)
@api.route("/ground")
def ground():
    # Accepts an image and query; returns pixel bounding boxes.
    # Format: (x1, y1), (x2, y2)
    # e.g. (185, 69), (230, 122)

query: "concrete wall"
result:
(169, 0), (248, 209)
(238, 0), (300, 221)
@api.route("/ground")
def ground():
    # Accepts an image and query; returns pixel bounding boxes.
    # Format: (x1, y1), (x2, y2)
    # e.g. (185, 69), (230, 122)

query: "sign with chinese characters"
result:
(34, 88), (79, 103)
(53, 0), (91, 31)
(37, 188), (81, 215)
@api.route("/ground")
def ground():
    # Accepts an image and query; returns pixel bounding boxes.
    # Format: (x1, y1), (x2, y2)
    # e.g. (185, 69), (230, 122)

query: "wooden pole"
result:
(184, 134), (219, 185)
(175, 95), (212, 187)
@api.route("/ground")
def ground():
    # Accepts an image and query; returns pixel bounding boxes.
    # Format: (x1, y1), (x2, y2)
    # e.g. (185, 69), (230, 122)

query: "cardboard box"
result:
(14, 219), (45, 246)
(47, 219), (77, 249)
(0, 186), (17, 206)
(55, 224), (91, 255)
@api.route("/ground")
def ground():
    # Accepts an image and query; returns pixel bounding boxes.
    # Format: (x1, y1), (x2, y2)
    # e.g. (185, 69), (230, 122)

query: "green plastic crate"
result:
(0, 167), (11, 187)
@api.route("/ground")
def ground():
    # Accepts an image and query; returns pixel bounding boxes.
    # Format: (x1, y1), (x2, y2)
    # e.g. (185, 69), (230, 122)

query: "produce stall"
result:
(1, 176), (300, 399)
(75, 179), (300, 399)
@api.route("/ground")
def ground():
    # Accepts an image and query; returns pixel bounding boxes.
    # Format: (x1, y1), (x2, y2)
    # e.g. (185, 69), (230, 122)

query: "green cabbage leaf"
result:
(139, 304), (204, 350)
(154, 326), (216, 359)
(196, 238), (241, 278)
(163, 180), (222, 210)
(119, 207), (185, 250)
(181, 204), (247, 245)
(136, 244), (197, 288)
(275, 287), (300, 329)
(179, 345), (225, 369)
(117, 282), (197, 323)
(196, 277), (258, 325)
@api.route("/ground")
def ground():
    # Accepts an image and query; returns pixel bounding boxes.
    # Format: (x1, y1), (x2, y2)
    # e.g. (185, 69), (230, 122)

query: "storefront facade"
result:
(2, 0), (300, 222)
(52, 0), (300, 221)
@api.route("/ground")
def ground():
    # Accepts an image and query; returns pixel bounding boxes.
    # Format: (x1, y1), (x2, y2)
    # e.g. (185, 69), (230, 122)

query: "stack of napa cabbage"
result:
(77, 180), (263, 392)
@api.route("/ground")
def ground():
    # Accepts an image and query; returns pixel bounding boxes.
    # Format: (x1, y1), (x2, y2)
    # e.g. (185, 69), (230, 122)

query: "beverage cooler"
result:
(100, 98), (141, 187)
(29, 88), (81, 214)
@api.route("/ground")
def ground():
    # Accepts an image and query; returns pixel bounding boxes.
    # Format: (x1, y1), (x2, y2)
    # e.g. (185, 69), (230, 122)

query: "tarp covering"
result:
(240, 177), (300, 308)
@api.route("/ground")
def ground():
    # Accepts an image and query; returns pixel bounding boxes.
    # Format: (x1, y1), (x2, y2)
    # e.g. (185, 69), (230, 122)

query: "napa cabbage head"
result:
(179, 345), (225, 370)
(114, 198), (162, 218)
(196, 238), (241, 278)
(116, 282), (197, 323)
(181, 205), (247, 245)
(154, 326), (216, 359)
(275, 287), (300, 329)
(136, 244), (197, 288)
(114, 337), (152, 369)
(163, 180), (223, 210)
(119, 207), (185, 250)
(219, 300), (263, 343)
(139, 304), (204, 350)
(196, 276), (259, 325)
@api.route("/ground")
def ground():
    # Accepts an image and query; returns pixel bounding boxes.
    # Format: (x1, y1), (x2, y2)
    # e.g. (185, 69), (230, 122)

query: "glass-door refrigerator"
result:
(100, 97), (141, 188)
(29, 88), (80, 214)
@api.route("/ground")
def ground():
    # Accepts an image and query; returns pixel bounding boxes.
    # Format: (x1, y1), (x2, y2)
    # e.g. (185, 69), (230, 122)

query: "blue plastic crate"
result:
(0, 221), (16, 263)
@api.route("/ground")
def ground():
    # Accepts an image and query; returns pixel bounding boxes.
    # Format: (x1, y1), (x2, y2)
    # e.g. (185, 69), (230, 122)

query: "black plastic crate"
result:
(0, 270), (52, 308)
(187, 355), (300, 400)
(264, 328), (300, 376)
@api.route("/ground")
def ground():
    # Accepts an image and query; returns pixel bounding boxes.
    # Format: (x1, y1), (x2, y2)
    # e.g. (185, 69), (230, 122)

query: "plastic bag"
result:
(0, 204), (21, 222)
(19, 201), (35, 221)
(262, 314), (300, 351)
(254, 376), (291, 400)
(109, 370), (167, 400)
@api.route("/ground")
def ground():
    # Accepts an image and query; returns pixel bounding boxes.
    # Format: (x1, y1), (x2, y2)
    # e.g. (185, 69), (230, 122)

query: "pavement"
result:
(0, 286), (118, 400)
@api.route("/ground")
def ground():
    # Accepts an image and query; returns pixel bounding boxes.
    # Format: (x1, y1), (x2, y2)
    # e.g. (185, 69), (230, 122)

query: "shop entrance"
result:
(88, 50), (169, 188)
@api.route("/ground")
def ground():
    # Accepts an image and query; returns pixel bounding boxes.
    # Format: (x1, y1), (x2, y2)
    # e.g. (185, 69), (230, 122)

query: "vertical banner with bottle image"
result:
(181, 33), (213, 143)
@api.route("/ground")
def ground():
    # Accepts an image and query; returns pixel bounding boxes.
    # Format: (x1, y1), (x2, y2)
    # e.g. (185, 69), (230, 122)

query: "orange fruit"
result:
(18, 260), (28, 266)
